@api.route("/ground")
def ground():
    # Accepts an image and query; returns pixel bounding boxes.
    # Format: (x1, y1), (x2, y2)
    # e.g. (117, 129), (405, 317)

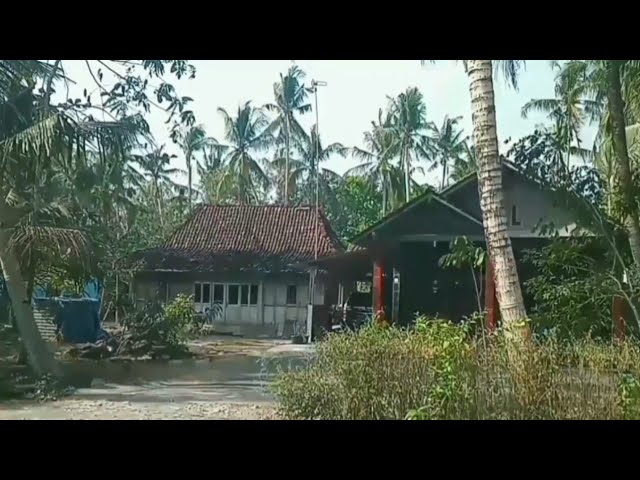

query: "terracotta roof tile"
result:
(135, 204), (344, 273)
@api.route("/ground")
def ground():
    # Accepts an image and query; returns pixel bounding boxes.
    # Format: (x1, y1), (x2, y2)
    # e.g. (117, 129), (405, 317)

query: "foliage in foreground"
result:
(273, 319), (640, 420)
(116, 294), (202, 358)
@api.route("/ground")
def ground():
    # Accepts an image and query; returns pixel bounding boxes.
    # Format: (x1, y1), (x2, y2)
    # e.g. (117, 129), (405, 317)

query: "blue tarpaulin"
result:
(2, 277), (106, 343)
(32, 297), (103, 343)
(32, 278), (103, 303)
(55, 298), (102, 344)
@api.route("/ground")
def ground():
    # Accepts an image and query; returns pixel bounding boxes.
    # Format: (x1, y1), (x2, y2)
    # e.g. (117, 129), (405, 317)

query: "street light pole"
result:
(312, 79), (327, 261)
(308, 79), (327, 344)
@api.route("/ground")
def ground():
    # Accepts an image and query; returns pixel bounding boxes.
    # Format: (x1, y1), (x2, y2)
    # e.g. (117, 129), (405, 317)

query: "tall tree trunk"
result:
(0, 225), (61, 378)
(187, 152), (193, 208)
(466, 60), (528, 334)
(441, 157), (447, 190)
(157, 187), (165, 231)
(382, 181), (387, 216)
(403, 146), (410, 202)
(284, 115), (291, 205)
(606, 60), (640, 266)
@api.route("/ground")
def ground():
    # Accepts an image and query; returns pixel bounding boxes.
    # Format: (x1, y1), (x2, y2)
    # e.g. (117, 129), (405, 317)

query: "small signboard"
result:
(356, 281), (371, 293)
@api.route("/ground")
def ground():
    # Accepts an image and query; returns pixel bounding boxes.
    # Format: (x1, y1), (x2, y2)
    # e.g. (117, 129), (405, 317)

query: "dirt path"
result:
(0, 398), (279, 420)
(1, 339), (311, 420)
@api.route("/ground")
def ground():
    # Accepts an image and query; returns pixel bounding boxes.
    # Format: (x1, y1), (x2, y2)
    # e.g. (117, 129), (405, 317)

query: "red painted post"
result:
(612, 295), (627, 341)
(485, 258), (498, 332)
(373, 261), (385, 316)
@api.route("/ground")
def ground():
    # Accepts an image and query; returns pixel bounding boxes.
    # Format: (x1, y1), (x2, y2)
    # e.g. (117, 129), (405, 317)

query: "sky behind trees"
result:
(60, 60), (597, 185)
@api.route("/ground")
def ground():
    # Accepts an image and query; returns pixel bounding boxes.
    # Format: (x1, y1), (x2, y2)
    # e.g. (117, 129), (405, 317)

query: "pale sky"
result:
(59, 60), (597, 187)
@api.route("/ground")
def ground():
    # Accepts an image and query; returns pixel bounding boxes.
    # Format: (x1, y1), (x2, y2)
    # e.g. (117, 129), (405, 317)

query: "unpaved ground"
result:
(0, 339), (312, 420)
(0, 399), (279, 420)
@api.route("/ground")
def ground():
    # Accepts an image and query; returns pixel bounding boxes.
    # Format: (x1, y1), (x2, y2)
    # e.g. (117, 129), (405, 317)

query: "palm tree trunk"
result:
(441, 157), (447, 190)
(382, 181), (387, 216)
(0, 224), (61, 378)
(403, 146), (410, 203)
(466, 60), (528, 334)
(285, 115), (291, 205)
(606, 60), (640, 266)
(155, 183), (165, 230)
(187, 152), (193, 208)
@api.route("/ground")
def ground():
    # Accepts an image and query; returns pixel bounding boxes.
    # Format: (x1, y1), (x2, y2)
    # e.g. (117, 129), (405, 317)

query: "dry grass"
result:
(273, 321), (640, 420)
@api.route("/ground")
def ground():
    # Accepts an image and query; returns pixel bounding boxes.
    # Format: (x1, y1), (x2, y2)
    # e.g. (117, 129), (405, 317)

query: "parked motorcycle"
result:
(329, 291), (373, 333)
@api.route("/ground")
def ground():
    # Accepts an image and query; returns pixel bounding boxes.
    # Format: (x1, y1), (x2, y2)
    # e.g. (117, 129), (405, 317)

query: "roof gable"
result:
(442, 162), (590, 238)
(351, 190), (483, 246)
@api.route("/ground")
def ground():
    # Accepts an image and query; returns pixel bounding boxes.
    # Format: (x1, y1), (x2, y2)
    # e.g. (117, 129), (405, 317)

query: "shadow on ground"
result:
(61, 352), (311, 404)
(0, 338), (314, 418)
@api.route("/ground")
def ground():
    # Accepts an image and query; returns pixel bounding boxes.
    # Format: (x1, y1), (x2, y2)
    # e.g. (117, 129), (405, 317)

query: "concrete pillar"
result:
(258, 280), (264, 325)
(485, 258), (498, 332)
(392, 268), (400, 324)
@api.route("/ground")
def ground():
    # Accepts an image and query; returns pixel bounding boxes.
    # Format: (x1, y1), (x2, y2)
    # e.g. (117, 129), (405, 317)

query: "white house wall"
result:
(134, 273), (326, 335)
(262, 279), (325, 335)
(446, 171), (583, 239)
(503, 178), (579, 238)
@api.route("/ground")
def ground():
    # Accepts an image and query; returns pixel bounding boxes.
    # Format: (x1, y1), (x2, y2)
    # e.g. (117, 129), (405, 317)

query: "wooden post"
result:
(373, 261), (385, 317)
(485, 258), (498, 332)
(612, 295), (627, 341)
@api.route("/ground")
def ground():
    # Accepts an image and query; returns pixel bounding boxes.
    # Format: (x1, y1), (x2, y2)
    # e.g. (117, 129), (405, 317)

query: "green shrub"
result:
(121, 294), (200, 350)
(164, 293), (202, 338)
(273, 318), (640, 420)
(522, 240), (614, 340)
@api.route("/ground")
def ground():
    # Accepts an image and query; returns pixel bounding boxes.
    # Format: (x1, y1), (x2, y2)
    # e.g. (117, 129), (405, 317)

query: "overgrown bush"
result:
(164, 293), (203, 337)
(117, 294), (201, 358)
(273, 318), (640, 420)
(523, 239), (615, 340)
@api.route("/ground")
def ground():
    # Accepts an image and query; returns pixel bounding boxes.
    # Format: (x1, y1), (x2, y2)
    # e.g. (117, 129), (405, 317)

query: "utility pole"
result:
(307, 79), (327, 344)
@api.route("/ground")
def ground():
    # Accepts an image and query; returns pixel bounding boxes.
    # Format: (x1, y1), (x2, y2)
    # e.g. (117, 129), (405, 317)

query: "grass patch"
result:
(273, 319), (640, 420)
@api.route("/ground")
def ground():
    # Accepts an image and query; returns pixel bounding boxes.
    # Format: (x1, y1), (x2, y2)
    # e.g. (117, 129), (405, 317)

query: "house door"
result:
(194, 283), (225, 323)
(225, 284), (259, 325)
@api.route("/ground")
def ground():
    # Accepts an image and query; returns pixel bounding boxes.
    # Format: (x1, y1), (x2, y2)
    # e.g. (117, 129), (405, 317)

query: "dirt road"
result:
(0, 399), (278, 420)
(0, 339), (313, 420)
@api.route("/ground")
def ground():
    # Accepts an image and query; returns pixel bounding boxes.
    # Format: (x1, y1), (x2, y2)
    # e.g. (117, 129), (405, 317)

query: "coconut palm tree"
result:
(565, 60), (640, 266)
(264, 66), (312, 204)
(602, 60), (640, 265)
(175, 125), (213, 208)
(347, 109), (402, 215)
(423, 60), (528, 333)
(450, 141), (478, 182)
(273, 124), (345, 205)
(386, 87), (431, 202)
(134, 146), (183, 226)
(0, 61), (55, 97)
(216, 102), (271, 204)
(521, 63), (601, 170)
(0, 65), (70, 377)
(0, 59), (159, 376)
(427, 115), (468, 189)
(466, 60), (529, 331)
(198, 143), (232, 204)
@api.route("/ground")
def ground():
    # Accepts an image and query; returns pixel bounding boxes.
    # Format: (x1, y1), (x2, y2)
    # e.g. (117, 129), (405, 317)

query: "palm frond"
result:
(1, 112), (63, 156)
(10, 226), (92, 266)
(0, 61), (57, 100)
(521, 98), (561, 119)
(350, 146), (376, 164)
(494, 60), (526, 90)
(344, 161), (375, 177)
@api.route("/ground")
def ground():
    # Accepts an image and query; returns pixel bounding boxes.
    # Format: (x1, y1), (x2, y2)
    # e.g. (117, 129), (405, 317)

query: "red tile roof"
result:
(134, 204), (344, 273)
